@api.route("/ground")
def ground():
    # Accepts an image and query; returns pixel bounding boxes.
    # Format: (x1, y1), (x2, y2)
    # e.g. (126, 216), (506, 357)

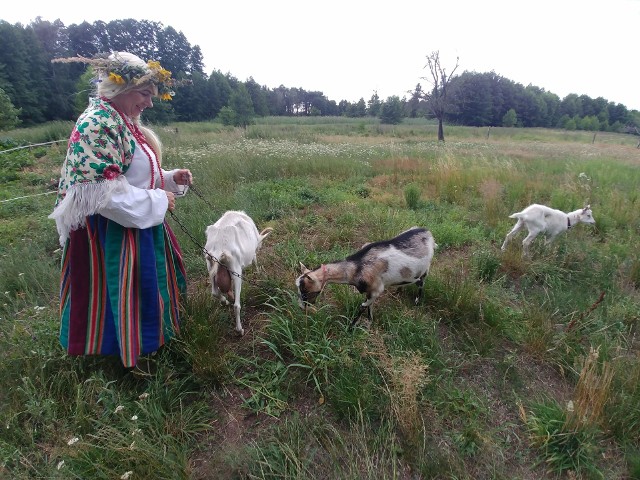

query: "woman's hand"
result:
(166, 191), (176, 211)
(173, 169), (192, 186)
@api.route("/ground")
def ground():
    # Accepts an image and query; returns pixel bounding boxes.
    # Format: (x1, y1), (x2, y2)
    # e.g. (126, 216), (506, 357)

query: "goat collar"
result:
(567, 216), (572, 229)
(320, 264), (328, 285)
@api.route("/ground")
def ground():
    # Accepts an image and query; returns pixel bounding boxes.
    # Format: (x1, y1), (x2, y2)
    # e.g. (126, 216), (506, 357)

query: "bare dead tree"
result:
(421, 51), (459, 142)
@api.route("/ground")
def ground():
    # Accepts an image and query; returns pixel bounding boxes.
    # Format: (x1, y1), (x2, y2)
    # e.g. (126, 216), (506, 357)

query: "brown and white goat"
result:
(501, 203), (595, 256)
(204, 211), (272, 335)
(295, 227), (436, 325)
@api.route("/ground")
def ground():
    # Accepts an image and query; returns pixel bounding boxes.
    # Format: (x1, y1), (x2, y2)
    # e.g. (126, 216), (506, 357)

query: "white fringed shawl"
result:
(49, 176), (134, 246)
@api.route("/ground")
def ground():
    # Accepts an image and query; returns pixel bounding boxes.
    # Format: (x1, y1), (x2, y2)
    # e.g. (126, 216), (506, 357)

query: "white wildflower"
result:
(67, 436), (79, 446)
(566, 400), (574, 412)
(131, 415), (138, 421)
(57, 460), (65, 470)
(138, 392), (149, 400)
(18, 273), (24, 277)
(114, 405), (124, 413)
(129, 441), (135, 450)
(121, 471), (133, 480)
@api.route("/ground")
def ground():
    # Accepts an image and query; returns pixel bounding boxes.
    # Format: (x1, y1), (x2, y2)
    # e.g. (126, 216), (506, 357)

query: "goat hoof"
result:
(236, 327), (245, 336)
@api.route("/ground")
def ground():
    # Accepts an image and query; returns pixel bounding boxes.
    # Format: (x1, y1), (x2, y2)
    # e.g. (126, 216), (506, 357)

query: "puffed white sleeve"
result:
(99, 181), (169, 228)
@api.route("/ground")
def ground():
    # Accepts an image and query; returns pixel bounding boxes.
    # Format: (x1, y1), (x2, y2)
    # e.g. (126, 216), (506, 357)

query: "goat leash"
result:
(187, 183), (217, 210)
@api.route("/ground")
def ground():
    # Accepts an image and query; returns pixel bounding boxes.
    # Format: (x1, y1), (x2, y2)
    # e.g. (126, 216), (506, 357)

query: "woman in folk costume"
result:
(49, 52), (192, 368)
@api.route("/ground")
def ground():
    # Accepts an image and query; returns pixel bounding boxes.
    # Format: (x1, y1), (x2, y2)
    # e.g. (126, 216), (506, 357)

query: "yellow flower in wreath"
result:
(108, 72), (125, 84)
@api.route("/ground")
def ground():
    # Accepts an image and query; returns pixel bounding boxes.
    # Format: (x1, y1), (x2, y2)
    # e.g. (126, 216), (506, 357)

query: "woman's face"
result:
(112, 86), (156, 118)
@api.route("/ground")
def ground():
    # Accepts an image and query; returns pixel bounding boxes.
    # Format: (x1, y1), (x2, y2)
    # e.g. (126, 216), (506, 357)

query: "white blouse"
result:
(99, 140), (185, 229)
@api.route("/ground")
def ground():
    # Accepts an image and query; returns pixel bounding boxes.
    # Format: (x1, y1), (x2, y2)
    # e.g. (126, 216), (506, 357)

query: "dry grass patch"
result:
(568, 346), (613, 430)
(365, 330), (430, 445)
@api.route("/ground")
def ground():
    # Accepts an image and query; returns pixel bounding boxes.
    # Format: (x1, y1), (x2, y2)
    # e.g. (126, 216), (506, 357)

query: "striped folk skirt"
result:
(58, 215), (187, 367)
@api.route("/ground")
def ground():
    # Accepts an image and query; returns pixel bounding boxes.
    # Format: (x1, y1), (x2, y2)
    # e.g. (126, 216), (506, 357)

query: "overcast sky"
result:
(5, 0), (640, 110)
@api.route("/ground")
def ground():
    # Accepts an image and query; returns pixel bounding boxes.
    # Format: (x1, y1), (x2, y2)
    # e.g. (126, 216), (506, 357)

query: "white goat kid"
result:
(204, 211), (273, 335)
(501, 204), (595, 256)
(296, 227), (436, 326)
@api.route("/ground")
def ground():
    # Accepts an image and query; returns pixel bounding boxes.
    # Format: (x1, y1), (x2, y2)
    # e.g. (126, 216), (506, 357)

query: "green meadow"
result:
(1, 117), (639, 479)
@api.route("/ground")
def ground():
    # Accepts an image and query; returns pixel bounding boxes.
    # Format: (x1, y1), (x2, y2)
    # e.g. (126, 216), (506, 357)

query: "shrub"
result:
(404, 183), (421, 210)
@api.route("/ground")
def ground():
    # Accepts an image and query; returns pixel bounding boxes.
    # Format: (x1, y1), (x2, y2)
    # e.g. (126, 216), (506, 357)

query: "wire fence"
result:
(0, 139), (66, 154)
(0, 191), (57, 204)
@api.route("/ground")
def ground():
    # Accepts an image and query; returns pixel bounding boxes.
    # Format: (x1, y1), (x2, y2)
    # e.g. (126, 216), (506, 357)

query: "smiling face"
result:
(111, 84), (157, 118)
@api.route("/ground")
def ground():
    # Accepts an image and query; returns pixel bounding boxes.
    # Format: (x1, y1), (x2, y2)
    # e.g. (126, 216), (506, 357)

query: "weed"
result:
(522, 398), (603, 478)
(403, 183), (421, 210)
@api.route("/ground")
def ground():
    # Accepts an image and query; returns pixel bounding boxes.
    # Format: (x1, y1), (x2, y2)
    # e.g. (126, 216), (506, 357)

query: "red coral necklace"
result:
(100, 96), (164, 189)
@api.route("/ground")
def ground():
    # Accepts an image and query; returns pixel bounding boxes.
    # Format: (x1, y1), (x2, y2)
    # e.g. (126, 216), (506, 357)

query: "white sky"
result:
(5, 0), (640, 110)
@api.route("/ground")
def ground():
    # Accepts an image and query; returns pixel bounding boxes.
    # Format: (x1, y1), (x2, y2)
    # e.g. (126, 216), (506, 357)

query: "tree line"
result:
(1, 18), (638, 132)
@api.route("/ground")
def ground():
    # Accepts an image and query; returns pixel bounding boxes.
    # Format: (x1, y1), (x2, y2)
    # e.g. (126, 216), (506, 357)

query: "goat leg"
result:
(348, 304), (370, 330)
(415, 274), (426, 305)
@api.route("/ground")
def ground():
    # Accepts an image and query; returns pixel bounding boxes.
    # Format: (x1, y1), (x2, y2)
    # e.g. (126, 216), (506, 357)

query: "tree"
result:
(244, 77), (270, 116)
(0, 87), (21, 130)
(31, 18), (77, 120)
(420, 50), (459, 141)
(156, 25), (200, 75)
(0, 21), (48, 125)
(406, 83), (424, 118)
(207, 70), (233, 117)
(73, 67), (93, 116)
(267, 85), (290, 116)
(172, 71), (213, 121)
(345, 98), (367, 117)
(379, 96), (404, 124)
(502, 108), (517, 127)
(367, 91), (381, 117)
(67, 21), (102, 57)
(449, 71), (493, 126)
(226, 83), (255, 128)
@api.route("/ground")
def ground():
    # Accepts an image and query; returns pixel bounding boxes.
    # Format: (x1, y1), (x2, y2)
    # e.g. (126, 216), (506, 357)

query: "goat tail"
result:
(218, 250), (230, 264)
(259, 226), (273, 240)
(509, 212), (523, 219)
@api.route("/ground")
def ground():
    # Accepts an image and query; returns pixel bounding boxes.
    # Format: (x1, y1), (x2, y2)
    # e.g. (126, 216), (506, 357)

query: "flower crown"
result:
(52, 53), (184, 101)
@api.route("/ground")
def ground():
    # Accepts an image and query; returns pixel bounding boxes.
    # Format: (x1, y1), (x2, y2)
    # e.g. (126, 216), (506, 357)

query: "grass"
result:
(1, 117), (639, 479)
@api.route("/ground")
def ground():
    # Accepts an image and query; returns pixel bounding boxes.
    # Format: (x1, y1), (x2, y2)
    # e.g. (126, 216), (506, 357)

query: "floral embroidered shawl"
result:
(49, 97), (138, 246)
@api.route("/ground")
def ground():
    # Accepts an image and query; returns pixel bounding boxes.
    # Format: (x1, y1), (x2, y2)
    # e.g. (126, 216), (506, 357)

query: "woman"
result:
(50, 52), (192, 368)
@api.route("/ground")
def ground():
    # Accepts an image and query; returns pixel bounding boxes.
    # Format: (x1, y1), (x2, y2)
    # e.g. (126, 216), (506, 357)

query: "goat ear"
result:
(583, 204), (590, 212)
(299, 262), (310, 274)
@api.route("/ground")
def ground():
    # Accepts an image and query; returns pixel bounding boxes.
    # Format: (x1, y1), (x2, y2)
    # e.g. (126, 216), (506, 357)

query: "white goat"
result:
(296, 227), (436, 326)
(501, 204), (595, 256)
(204, 211), (273, 335)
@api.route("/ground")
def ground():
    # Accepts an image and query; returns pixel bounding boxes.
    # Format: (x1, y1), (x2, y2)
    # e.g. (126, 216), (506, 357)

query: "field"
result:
(1, 117), (639, 479)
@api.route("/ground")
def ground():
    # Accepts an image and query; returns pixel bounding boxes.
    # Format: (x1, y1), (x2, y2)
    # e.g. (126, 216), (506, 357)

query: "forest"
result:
(1, 17), (639, 132)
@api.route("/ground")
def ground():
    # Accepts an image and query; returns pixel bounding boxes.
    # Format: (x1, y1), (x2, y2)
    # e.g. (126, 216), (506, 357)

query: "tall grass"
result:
(1, 118), (638, 479)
